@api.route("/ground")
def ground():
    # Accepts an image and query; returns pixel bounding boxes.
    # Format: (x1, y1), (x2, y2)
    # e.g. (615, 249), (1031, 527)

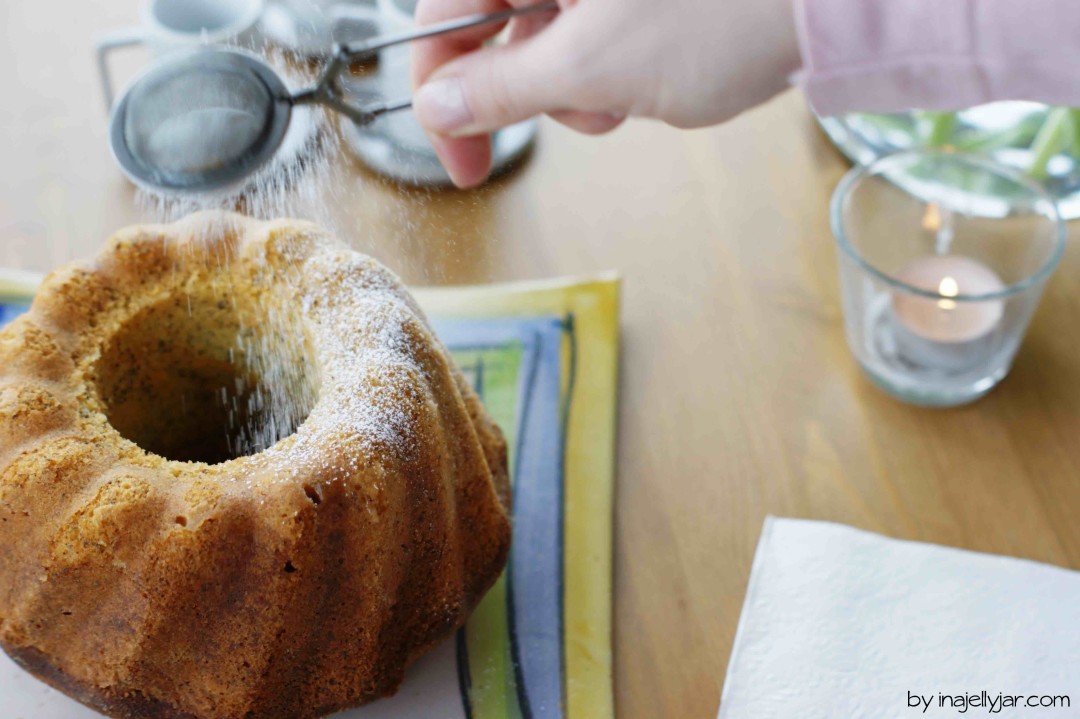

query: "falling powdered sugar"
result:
(119, 46), (412, 469)
(131, 214), (451, 492)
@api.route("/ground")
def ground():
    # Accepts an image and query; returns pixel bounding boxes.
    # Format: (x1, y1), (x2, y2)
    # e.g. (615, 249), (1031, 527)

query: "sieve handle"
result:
(293, 0), (558, 126)
(308, 94), (413, 126)
(96, 28), (146, 112)
(340, 0), (559, 61)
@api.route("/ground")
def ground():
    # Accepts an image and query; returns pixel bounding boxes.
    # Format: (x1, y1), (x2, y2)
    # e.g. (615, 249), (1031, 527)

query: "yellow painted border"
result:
(0, 269), (42, 303)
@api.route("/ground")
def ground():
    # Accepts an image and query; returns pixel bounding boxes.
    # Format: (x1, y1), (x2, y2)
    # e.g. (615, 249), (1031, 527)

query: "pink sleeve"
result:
(795, 0), (1080, 116)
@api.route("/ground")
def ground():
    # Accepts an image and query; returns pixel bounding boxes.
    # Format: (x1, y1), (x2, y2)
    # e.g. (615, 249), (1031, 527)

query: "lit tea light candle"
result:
(891, 255), (1006, 371)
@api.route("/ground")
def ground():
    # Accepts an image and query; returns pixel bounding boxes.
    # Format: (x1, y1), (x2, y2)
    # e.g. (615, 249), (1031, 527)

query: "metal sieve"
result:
(109, 1), (557, 194)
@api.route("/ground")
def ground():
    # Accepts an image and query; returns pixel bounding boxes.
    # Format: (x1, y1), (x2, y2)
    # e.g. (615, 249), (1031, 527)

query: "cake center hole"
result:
(94, 292), (318, 464)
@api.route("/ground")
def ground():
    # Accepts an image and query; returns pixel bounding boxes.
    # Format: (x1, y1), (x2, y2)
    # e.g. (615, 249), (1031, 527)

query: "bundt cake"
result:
(0, 212), (511, 718)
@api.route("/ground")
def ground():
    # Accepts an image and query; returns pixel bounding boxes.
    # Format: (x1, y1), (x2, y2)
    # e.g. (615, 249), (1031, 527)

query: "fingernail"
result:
(414, 77), (474, 134)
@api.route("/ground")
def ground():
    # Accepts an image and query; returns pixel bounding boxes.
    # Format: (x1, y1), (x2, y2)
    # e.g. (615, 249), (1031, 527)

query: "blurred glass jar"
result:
(831, 151), (1065, 407)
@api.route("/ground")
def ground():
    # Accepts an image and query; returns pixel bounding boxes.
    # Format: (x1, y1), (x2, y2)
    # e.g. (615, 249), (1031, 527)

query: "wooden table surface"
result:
(4, 3), (1080, 718)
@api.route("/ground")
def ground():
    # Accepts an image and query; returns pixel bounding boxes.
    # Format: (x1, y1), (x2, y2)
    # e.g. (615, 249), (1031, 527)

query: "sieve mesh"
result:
(114, 51), (291, 192)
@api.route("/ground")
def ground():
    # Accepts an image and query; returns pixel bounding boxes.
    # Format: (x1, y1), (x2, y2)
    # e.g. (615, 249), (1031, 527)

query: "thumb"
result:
(413, 26), (577, 137)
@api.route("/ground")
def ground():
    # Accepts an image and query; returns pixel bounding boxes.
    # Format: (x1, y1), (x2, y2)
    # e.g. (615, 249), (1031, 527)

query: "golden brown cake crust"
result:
(0, 212), (511, 719)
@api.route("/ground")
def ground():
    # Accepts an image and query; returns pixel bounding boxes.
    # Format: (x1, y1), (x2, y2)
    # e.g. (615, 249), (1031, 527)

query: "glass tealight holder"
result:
(831, 150), (1066, 407)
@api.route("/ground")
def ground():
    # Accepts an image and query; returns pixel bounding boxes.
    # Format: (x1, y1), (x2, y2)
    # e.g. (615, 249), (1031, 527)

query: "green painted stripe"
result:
(453, 344), (525, 719)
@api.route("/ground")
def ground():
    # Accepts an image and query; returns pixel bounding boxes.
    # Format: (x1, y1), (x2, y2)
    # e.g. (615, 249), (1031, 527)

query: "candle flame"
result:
(937, 276), (958, 310)
(922, 203), (942, 233)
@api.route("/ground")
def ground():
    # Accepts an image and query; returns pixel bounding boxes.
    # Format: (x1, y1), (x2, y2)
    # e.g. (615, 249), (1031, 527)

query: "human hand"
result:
(411, 0), (800, 187)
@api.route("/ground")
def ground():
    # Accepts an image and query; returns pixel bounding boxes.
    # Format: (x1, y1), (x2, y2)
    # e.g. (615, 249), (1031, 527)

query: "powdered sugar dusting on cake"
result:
(195, 218), (441, 489)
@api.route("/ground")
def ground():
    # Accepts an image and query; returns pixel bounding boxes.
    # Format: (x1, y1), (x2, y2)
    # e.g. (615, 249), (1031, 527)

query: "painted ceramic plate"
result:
(1, 274), (618, 719)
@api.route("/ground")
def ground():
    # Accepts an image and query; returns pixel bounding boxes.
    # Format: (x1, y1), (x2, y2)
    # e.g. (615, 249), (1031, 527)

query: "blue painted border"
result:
(436, 317), (570, 719)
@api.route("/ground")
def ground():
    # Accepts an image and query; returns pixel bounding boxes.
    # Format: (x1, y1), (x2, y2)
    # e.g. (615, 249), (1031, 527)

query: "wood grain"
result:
(2, 2), (1080, 718)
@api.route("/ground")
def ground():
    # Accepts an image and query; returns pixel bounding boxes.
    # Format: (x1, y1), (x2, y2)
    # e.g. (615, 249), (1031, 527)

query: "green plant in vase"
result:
(819, 103), (1080, 217)
(918, 107), (1080, 179)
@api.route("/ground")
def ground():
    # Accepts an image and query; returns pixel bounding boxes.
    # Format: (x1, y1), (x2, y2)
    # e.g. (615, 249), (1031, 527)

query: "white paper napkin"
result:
(719, 517), (1080, 719)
